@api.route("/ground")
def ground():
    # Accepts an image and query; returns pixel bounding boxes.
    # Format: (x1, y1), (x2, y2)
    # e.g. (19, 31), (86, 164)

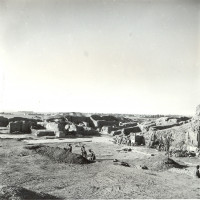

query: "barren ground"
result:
(0, 134), (200, 199)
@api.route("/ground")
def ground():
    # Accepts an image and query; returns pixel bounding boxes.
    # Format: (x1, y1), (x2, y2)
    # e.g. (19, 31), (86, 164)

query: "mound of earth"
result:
(140, 155), (188, 171)
(0, 186), (60, 200)
(25, 145), (90, 164)
(151, 158), (187, 171)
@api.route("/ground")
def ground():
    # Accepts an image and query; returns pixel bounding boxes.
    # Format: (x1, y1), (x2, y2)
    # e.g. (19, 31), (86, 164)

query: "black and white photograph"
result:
(0, 0), (200, 199)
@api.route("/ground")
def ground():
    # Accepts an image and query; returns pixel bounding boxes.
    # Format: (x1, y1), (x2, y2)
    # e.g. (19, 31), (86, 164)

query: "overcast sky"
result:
(0, 0), (199, 115)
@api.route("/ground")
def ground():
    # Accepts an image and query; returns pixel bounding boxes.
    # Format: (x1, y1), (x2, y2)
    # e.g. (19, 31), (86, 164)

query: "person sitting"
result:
(88, 149), (96, 161)
(196, 165), (200, 178)
(68, 144), (72, 153)
(64, 144), (72, 153)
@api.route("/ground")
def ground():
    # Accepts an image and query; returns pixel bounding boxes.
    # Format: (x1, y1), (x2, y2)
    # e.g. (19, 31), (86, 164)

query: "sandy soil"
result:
(1, 135), (200, 199)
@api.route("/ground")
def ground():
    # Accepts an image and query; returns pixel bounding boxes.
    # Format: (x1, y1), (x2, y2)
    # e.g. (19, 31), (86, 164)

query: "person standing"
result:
(68, 144), (72, 153)
(196, 165), (200, 178)
(81, 145), (87, 158)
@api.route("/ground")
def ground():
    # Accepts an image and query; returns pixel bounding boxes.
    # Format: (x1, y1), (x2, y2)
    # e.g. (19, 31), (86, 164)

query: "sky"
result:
(0, 0), (199, 115)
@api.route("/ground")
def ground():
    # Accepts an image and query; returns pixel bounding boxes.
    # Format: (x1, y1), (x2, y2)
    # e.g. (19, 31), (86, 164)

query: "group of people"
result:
(64, 144), (96, 161)
(81, 145), (96, 161)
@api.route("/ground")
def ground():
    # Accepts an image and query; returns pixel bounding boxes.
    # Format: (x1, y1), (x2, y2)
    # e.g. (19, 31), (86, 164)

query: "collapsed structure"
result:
(143, 105), (200, 151)
(0, 105), (199, 151)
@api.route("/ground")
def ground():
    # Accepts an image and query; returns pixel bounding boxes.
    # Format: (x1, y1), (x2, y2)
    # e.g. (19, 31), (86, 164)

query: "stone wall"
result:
(0, 116), (9, 127)
(144, 121), (200, 149)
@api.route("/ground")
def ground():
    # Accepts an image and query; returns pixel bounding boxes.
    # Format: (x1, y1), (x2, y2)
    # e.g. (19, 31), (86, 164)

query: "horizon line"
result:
(0, 110), (193, 117)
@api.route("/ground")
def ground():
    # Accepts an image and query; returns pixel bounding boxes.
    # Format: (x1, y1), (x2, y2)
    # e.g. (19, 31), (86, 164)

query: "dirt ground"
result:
(1, 135), (200, 199)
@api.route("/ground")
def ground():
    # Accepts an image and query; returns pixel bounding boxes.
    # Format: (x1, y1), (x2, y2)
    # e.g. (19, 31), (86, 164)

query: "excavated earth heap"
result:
(24, 145), (90, 164)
